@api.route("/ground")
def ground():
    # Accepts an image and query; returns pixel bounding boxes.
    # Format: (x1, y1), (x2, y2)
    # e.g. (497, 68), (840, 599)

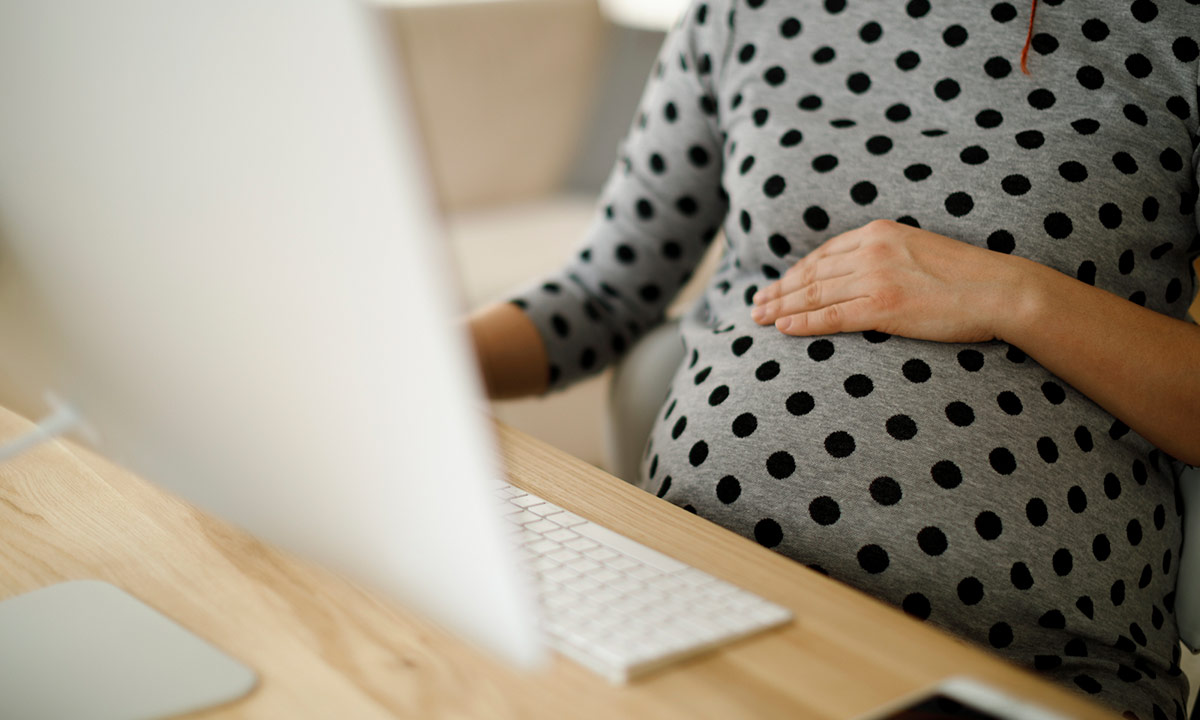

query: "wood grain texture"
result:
(0, 405), (1118, 719)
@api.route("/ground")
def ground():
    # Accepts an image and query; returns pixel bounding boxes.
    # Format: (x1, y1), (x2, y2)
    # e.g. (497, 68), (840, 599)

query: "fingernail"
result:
(752, 291), (764, 304)
(751, 306), (764, 321)
(776, 317), (791, 331)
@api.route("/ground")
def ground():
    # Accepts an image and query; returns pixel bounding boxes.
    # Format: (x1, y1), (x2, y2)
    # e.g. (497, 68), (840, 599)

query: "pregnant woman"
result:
(469, 2), (1200, 717)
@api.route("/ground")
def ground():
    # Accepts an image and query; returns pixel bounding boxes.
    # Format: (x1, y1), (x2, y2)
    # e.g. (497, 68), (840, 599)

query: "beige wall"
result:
(388, 0), (607, 212)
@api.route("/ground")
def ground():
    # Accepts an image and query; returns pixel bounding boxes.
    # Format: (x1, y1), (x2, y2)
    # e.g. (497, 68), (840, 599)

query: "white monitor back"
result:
(0, 0), (542, 668)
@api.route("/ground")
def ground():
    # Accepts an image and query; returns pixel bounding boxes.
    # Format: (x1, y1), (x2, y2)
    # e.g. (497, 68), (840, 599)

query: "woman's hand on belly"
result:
(749, 218), (1200, 466)
(749, 219), (1023, 343)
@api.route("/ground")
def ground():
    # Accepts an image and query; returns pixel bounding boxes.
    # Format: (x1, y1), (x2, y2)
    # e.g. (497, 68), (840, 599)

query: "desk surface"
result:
(0, 405), (1117, 719)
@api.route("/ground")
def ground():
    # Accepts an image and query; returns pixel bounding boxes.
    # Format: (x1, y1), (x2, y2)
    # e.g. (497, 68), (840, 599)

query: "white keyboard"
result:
(496, 483), (792, 683)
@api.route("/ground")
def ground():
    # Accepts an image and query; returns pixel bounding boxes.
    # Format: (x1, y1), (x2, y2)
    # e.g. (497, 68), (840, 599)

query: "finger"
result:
(751, 272), (869, 325)
(753, 228), (868, 301)
(775, 296), (880, 336)
(754, 247), (860, 306)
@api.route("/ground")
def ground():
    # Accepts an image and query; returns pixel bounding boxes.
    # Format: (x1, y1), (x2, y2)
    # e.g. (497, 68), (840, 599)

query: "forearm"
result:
(997, 257), (1200, 465)
(468, 301), (549, 400)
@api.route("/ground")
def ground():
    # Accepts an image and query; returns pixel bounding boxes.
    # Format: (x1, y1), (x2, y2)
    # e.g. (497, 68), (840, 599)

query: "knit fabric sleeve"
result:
(508, 1), (733, 392)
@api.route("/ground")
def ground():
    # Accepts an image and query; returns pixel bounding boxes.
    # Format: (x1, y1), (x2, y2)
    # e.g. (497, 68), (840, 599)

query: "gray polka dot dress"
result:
(510, 2), (1200, 716)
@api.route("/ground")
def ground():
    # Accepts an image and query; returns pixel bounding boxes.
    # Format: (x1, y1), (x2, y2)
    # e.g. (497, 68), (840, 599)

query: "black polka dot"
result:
(904, 163), (933, 181)
(1028, 88), (1056, 109)
(886, 415), (918, 440)
(1112, 580), (1126, 606)
(825, 431), (856, 458)
(780, 17), (801, 38)
(945, 192), (973, 216)
(732, 412), (757, 438)
(1041, 381), (1066, 405)
(975, 511), (1003, 540)
(957, 577), (984, 605)
(766, 451), (795, 479)
(843, 374), (874, 398)
(1074, 426), (1094, 452)
(1175, 36), (1200, 62)
(887, 50), (918, 78)
(1099, 203), (1123, 229)
(689, 441), (708, 466)
(989, 448), (1016, 474)
(918, 526), (948, 556)
(934, 78), (961, 101)
(858, 545), (890, 574)
(1128, 518), (1143, 546)
(943, 24), (968, 47)
(871, 476), (903, 505)
(786, 391), (814, 416)
(931, 461), (963, 490)
(982, 623), (1013, 651)
(1082, 19), (1109, 41)
(754, 518), (783, 547)
(1038, 437), (1060, 464)
(1038, 609), (1066, 629)
(850, 181), (878, 205)
(803, 206), (830, 230)
(764, 66), (787, 86)
(984, 56), (1011, 79)
(1053, 548), (1074, 576)
(1031, 33), (1058, 54)
(1011, 562), (1034, 590)
(763, 175), (786, 198)
(807, 340), (835, 361)
(1001, 174), (1031, 196)
(901, 359), (931, 383)
(1112, 151), (1139, 174)
(809, 496), (841, 525)
(716, 475), (741, 504)
(1034, 655), (1062, 671)
(960, 146), (989, 165)
(1044, 212), (1073, 239)
(656, 476), (671, 498)
(987, 229), (1016, 253)
(1077, 66), (1105, 90)
(997, 391), (1023, 415)
(903, 593), (931, 619)
(671, 416), (688, 440)
(755, 361), (780, 381)
(1058, 161), (1088, 182)
(1074, 675), (1103, 695)
(1026, 498), (1048, 526)
(975, 109), (1003, 128)
(1015, 130), (1044, 149)
(957, 350), (984, 372)
(866, 135), (893, 155)
(945, 401), (975, 427)
(1131, 0), (1158, 22)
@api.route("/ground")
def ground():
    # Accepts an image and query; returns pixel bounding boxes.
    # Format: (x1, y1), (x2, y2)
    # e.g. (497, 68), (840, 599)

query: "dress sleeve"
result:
(509, 1), (733, 392)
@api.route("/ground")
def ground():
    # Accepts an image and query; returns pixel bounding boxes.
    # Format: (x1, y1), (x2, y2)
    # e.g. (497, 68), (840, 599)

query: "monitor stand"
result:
(0, 580), (257, 719)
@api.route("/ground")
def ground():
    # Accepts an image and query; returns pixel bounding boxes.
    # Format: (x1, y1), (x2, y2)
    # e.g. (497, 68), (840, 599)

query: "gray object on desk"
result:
(0, 580), (256, 720)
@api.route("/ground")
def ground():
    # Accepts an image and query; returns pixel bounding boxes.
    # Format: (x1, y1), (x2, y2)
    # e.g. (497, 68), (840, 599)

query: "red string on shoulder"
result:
(1021, 0), (1038, 75)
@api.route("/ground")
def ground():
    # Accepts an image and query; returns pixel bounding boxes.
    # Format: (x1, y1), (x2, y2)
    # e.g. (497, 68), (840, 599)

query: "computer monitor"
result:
(0, 0), (543, 669)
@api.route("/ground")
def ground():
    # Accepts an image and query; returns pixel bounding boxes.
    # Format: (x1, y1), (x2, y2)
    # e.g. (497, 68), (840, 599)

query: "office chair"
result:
(605, 321), (1200, 715)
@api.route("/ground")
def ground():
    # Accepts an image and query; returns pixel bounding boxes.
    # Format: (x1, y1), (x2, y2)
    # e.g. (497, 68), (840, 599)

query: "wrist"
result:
(990, 254), (1055, 346)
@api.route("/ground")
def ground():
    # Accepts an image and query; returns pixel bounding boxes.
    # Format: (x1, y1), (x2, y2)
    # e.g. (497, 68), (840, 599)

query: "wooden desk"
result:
(0, 405), (1117, 719)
